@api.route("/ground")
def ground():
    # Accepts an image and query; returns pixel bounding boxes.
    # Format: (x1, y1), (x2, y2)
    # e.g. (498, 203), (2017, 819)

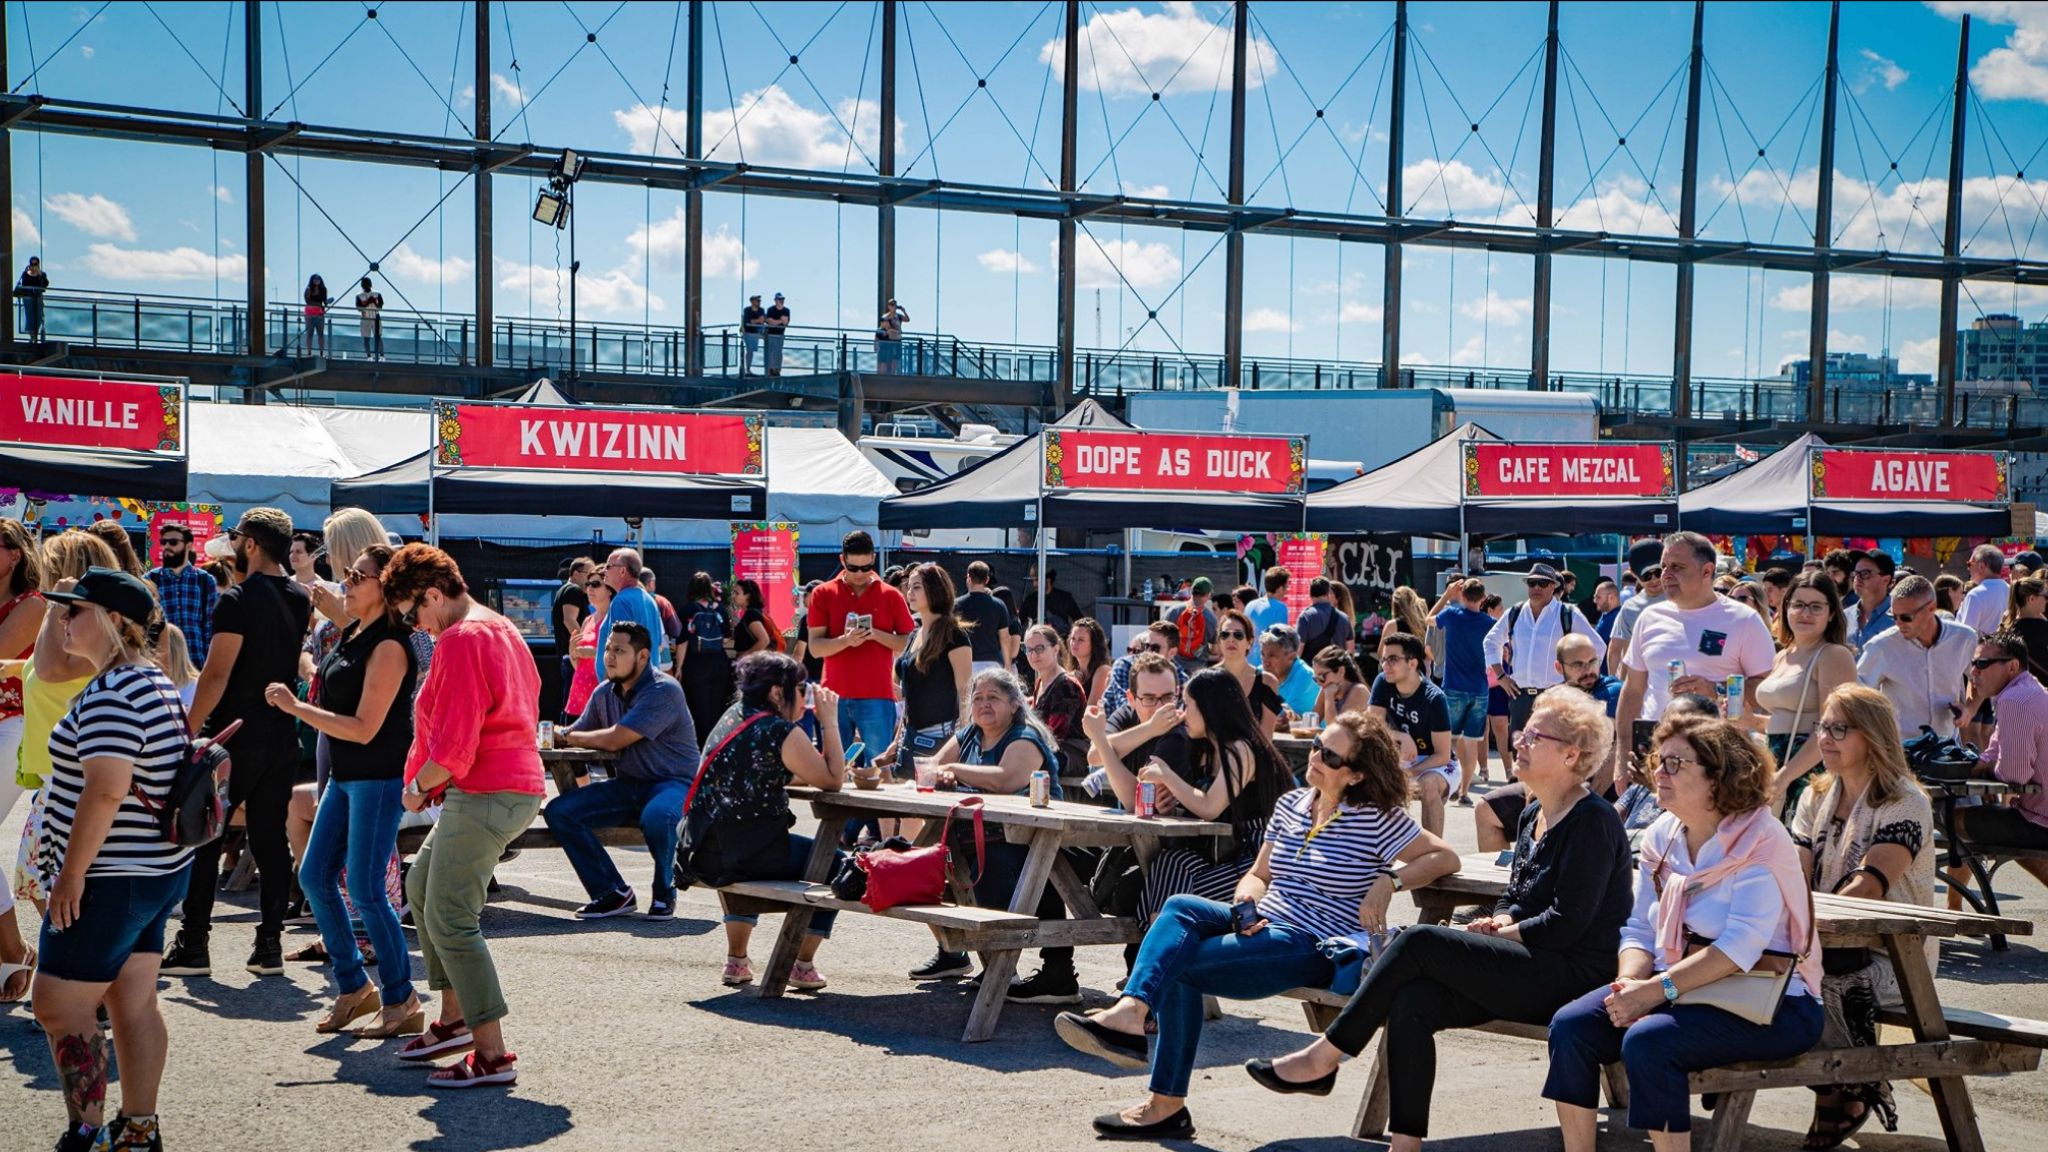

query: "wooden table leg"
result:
(1352, 1030), (1393, 1139)
(758, 811), (849, 999)
(1885, 933), (1986, 1152)
(1705, 1089), (1756, 1152)
(962, 828), (1062, 1043)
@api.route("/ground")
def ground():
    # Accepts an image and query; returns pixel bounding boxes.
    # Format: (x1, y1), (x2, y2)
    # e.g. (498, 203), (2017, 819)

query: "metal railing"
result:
(19, 289), (2043, 432)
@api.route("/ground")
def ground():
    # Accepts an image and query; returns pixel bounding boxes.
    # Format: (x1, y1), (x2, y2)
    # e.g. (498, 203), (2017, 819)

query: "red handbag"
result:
(856, 796), (985, 912)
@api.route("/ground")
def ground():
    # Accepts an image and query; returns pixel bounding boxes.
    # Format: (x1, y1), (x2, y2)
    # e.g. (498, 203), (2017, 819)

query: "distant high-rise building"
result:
(1779, 351), (1931, 389)
(1959, 313), (2048, 391)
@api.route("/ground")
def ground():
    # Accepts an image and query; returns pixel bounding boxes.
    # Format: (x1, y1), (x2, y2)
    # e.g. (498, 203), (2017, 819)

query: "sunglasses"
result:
(342, 568), (378, 587)
(62, 602), (94, 620)
(1310, 737), (1351, 766)
(1892, 611), (1920, 626)
(399, 602), (421, 629)
(1218, 629), (1247, 641)
(1141, 642), (1168, 654)
(1971, 655), (2016, 670)
(843, 562), (877, 573)
(585, 580), (605, 590)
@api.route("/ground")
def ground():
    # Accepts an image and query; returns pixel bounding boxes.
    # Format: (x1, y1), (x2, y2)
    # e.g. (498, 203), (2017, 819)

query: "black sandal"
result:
(1802, 1094), (1871, 1151)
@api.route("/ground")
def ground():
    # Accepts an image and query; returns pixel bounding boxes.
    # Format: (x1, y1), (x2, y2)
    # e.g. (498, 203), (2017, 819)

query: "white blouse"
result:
(1620, 812), (1813, 997)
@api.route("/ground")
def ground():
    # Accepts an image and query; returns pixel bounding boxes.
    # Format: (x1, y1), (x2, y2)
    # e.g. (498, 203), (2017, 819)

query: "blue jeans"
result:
(742, 332), (760, 374)
(837, 697), (897, 842)
(1125, 894), (1335, 1097)
(1545, 983), (1825, 1133)
(300, 778), (413, 1006)
(719, 833), (840, 938)
(543, 775), (691, 899)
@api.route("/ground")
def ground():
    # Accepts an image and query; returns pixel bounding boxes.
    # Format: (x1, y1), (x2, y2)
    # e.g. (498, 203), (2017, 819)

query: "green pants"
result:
(405, 788), (542, 1029)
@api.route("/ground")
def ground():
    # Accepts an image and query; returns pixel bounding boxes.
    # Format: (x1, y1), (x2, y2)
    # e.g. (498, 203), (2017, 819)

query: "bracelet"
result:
(1851, 863), (1892, 897)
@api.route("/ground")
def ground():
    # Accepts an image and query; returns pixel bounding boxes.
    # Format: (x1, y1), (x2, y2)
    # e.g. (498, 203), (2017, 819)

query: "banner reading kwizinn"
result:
(434, 402), (764, 475)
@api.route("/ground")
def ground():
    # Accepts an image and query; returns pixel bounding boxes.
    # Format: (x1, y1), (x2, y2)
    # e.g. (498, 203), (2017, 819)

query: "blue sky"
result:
(10, 0), (2048, 381)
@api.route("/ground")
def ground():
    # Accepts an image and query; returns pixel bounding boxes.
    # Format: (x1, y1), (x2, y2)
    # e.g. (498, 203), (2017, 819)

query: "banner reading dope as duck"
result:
(1042, 428), (1306, 495)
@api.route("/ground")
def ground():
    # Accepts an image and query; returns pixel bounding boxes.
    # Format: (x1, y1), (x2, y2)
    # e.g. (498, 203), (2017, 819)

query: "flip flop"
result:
(0, 947), (34, 1003)
(1802, 1095), (1872, 1151)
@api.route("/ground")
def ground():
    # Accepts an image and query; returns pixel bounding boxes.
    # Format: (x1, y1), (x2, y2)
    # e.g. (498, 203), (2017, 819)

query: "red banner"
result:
(1042, 428), (1306, 495)
(148, 504), (222, 568)
(1276, 534), (1326, 620)
(731, 522), (799, 637)
(1462, 442), (1676, 499)
(1, 372), (183, 454)
(1809, 448), (2008, 503)
(435, 403), (764, 475)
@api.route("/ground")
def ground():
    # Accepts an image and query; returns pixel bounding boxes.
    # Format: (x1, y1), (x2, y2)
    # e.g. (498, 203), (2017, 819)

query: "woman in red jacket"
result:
(382, 545), (544, 1089)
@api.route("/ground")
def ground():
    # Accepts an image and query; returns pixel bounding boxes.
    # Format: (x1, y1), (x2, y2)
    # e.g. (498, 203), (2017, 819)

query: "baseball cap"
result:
(774, 292), (785, 300)
(44, 566), (157, 623)
(1190, 577), (1213, 596)
(1627, 539), (1664, 575)
(2013, 550), (2044, 576)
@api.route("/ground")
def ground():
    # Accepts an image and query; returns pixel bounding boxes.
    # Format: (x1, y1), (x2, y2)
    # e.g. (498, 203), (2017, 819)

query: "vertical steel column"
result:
(877, 1), (897, 319)
(1381, 1), (1407, 388)
(1806, 1), (1840, 423)
(1938, 17), (1970, 424)
(684, 0), (705, 376)
(1530, 1), (1559, 391)
(1222, 0), (1248, 390)
(0, 3), (13, 347)
(474, 0), (493, 368)
(1054, 0), (1078, 409)
(245, 0), (265, 358)
(1669, 1), (1704, 419)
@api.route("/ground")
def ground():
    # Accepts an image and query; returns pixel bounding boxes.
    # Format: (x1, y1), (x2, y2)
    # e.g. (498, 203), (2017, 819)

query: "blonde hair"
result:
(1389, 587), (1429, 642)
(156, 621), (198, 685)
(322, 507), (389, 576)
(1530, 685), (1614, 781)
(1812, 683), (1919, 809)
(80, 600), (162, 670)
(43, 530), (119, 583)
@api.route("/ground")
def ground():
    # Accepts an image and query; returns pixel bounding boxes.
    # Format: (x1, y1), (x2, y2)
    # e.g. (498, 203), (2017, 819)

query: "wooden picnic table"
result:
(749, 783), (1229, 1041)
(539, 746), (613, 794)
(1393, 854), (2036, 1152)
(1270, 731), (1317, 778)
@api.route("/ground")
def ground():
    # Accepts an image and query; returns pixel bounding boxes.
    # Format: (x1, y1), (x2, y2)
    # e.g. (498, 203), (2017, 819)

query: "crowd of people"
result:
(6, 513), (2048, 1150)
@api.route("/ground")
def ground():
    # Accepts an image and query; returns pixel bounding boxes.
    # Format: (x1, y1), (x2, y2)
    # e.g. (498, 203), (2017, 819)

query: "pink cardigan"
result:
(1640, 806), (1823, 996)
(405, 614), (544, 796)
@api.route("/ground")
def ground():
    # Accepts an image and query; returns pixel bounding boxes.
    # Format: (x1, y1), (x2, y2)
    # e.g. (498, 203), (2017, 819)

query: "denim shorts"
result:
(39, 864), (192, 984)
(1444, 690), (1488, 739)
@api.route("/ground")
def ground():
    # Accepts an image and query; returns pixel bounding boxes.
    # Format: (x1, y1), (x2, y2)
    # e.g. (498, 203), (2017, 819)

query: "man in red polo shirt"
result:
(806, 530), (912, 771)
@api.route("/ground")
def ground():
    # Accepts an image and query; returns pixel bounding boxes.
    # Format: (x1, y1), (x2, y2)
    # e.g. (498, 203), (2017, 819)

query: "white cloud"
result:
(1120, 181), (1171, 199)
(80, 45), (93, 60)
(44, 192), (135, 241)
(210, 184), (233, 204)
(1339, 300), (1383, 324)
(1241, 307), (1298, 334)
(977, 248), (1040, 274)
(1827, 328), (1871, 352)
(1770, 276), (1942, 313)
(80, 243), (245, 282)
(385, 242), (474, 286)
(490, 72), (525, 106)
(1397, 160), (1677, 235)
(1933, 2), (2048, 100)
(1712, 165), (2048, 257)
(624, 209), (758, 279)
(1457, 290), (1533, 327)
(1899, 335), (1943, 375)
(1450, 334), (1491, 366)
(1042, 2), (1276, 97)
(1857, 48), (1909, 92)
(13, 206), (39, 248)
(495, 259), (661, 318)
(1071, 235), (1182, 289)
(613, 85), (889, 170)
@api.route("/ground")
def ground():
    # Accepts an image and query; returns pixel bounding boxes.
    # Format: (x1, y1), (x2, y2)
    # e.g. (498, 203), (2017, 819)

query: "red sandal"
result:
(427, 1050), (518, 1089)
(395, 1019), (473, 1063)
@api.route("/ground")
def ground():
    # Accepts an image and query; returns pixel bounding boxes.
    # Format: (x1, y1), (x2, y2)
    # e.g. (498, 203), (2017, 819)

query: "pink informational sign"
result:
(731, 521), (799, 635)
(1276, 534), (1326, 620)
(147, 503), (222, 567)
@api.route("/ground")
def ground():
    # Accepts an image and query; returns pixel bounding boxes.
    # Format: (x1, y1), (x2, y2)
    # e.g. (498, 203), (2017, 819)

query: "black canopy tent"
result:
(1305, 423), (1680, 537)
(1, 441), (188, 503)
(1677, 432), (2012, 538)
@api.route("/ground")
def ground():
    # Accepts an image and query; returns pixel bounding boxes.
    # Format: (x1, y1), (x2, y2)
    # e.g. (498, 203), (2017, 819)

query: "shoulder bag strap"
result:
(939, 795), (986, 884)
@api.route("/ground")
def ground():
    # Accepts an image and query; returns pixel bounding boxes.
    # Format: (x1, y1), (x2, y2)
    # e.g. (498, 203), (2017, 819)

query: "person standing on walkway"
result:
(1959, 544), (2010, 638)
(162, 508), (312, 981)
(16, 256), (48, 342)
(304, 275), (331, 356)
(764, 292), (791, 376)
(877, 298), (909, 373)
(384, 544), (544, 1089)
(355, 276), (385, 360)
(741, 294), (766, 376)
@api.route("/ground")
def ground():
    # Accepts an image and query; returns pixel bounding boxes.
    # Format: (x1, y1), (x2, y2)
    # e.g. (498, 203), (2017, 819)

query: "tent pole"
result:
(1036, 427), (1049, 626)
(427, 417), (439, 548)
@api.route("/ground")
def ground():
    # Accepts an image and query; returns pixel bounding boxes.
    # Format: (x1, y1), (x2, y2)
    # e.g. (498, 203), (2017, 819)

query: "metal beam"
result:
(1531, 1), (1559, 391)
(1, 2), (13, 347)
(883, 179), (942, 206)
(250, 121), (302, 152)
(684, 0), (704, 376)
(1806, 2), (1839, 423)
(877, 0), (897, 323)
(1223, 0), (1248, 391)
(475, 0), (492, 369)
(1055, 0), (1078, 411)
(1383, 1), (1407, 388)
(1939, 16), (1969, 425)
(1238, 208), (1294, 233)
(0, 94), (36, 129)
(478, 143), (531, 174)
(1670, 1), (1704, 420)
(245, 0), (265, 362)
(1067, 196), (1120, 220)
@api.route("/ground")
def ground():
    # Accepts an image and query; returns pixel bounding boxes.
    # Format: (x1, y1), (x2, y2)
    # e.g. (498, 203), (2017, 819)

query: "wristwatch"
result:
(1660, 975), (1679, 1003)
(1386, 871), (1404, 893)
(404, 780), (423, 799)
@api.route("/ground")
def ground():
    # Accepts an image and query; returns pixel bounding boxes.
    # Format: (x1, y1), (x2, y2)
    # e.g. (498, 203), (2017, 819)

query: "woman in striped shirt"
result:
(32, 568), (195, 1152)
(1054, 709), (1461, 1142)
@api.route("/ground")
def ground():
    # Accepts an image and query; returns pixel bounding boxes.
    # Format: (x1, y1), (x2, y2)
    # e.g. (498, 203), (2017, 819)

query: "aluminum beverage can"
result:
(1666, 659), (1685, 688)
(1136, 781), (1156, 818)
(537, 721), (555, 750)
(1029, 770), (1051, 808)
(1724, 674), (1745, 719)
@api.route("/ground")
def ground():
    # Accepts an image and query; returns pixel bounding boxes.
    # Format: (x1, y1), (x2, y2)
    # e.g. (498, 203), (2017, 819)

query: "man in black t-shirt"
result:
(955, 561), (1017, 674)
(764, 291), (792, 376)
(162, 507), (315, 981)
(1086, 654), (1193, 812)
(1367, 631), (1454, 837)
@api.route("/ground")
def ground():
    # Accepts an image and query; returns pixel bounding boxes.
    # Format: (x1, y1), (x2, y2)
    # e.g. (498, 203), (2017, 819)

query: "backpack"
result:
(129, 710), (242, 850)
(1176, 606), (1209, 660)
(1501, 601), (1573, 676)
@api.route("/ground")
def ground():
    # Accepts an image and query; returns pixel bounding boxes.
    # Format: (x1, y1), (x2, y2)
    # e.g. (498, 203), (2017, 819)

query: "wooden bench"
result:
(715, 876), (1143, 957)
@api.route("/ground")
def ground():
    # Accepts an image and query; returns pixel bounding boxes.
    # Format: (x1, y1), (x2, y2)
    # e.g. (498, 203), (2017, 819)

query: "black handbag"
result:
(677, 813), (793, 890)
(1089, 845), (1144, 917)
(1903, 726), (1979, 783)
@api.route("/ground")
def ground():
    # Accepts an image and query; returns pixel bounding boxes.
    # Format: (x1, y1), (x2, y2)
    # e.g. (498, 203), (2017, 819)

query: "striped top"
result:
(39, 662), (197, 881)
(1256, 787), (1418, 941)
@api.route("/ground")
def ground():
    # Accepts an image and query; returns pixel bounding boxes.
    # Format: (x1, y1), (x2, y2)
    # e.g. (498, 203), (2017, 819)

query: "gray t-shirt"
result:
(571, 666), (700, 781)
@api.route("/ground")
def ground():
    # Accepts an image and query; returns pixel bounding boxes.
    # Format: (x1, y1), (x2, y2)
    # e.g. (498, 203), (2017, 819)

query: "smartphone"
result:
(804, 682), (816, 711)
(1230, 899), (1260, 933)
(858, 613), (873, 632)
(844, 611), (862, 633)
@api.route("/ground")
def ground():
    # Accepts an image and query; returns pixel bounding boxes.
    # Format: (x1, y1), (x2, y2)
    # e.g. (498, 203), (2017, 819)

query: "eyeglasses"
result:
(1786, 600), (1830, 615)
(343, 568), (378, 587)
(1380, 652), (1413, 665)
(1025, 644), (1052, 657)
(1133, 692), (1176, 706)
(1852, 569), (1883, 581)
(1217, 629), (1247, 641)
(843, 561), (877, 573)
(1971, 655), (2016, 670)
(1524, 579), (1553, 589)
(585, 580), (604, 590)
(1141, 642), (1168, 654)
(399, 602), (420, 629)
(1815, 721), (1854, 740)
(1650, 752), (1700, 777)
(1892, 610), (1921, 626)
(62, 602), (93, 620)
(1515, 727), (1570, 750)
(1560, 658), (1600, 672)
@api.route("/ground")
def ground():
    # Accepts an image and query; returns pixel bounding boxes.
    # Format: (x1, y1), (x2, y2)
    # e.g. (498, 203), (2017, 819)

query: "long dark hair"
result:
(1772, 569), (1846, 649)
(1181, 668), (1290, 826)
(1065, 616), (1110, 685)
(911, 562), (968, 673)
(737, 652), (804, 713)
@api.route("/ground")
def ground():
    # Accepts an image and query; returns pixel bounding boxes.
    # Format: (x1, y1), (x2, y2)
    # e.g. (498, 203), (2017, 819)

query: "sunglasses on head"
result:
(844, 561), (877, 573)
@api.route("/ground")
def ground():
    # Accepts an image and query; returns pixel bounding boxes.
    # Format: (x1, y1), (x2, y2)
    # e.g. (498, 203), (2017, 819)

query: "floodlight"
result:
(532, 189), (568, 229)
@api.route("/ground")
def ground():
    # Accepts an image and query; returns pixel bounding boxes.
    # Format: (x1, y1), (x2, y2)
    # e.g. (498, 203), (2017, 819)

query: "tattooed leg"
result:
(52, 1031), (108, 1128)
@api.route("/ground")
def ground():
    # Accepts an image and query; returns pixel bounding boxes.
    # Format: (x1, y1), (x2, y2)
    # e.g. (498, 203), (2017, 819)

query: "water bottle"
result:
(1143, 577), (1155, 602)
(1724, 674), (1745, 720)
